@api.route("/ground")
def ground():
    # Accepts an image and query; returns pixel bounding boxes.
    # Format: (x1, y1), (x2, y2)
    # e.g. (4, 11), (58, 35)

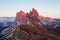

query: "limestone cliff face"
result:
(15, 10), (27, 26)
(15, 10), (26, 21)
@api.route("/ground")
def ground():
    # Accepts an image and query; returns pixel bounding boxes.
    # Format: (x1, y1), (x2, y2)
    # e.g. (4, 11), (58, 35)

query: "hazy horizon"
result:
(0, 0), (60, 18)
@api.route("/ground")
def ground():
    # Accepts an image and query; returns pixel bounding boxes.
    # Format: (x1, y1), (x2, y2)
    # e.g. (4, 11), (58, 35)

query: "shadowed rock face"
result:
(30, 8), (39, 17)
(2, 8), (60, 40)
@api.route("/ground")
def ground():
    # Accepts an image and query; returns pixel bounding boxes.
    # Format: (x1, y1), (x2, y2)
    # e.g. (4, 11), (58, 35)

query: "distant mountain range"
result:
(0, 17), (15, 23)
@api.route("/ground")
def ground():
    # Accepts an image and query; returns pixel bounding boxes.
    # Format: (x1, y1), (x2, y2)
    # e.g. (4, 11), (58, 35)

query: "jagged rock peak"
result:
(31, 8), (39, 17)
(16, 8), (39, 17)
(15, 10), (27, 22)
(16, 10), (26, 17)
(15, 8), (39, 19)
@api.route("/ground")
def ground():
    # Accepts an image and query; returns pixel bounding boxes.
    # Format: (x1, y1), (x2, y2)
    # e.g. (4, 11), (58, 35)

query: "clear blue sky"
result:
(0, 0), (60, 18)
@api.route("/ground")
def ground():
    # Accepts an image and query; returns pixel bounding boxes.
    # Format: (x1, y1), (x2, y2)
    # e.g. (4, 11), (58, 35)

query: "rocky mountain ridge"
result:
(11, 8), (60, 40)
(0, 8), (60, 40)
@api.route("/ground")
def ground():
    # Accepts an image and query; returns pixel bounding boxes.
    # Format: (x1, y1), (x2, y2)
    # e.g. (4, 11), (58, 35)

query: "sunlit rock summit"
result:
(14, 8), (40, 26)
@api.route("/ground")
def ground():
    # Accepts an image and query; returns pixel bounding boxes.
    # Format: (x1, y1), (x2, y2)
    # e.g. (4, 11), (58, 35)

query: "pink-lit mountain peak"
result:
(16, 10), (26, 17)
(15, 8), (53, 21)
(16, 8), (39, 18)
